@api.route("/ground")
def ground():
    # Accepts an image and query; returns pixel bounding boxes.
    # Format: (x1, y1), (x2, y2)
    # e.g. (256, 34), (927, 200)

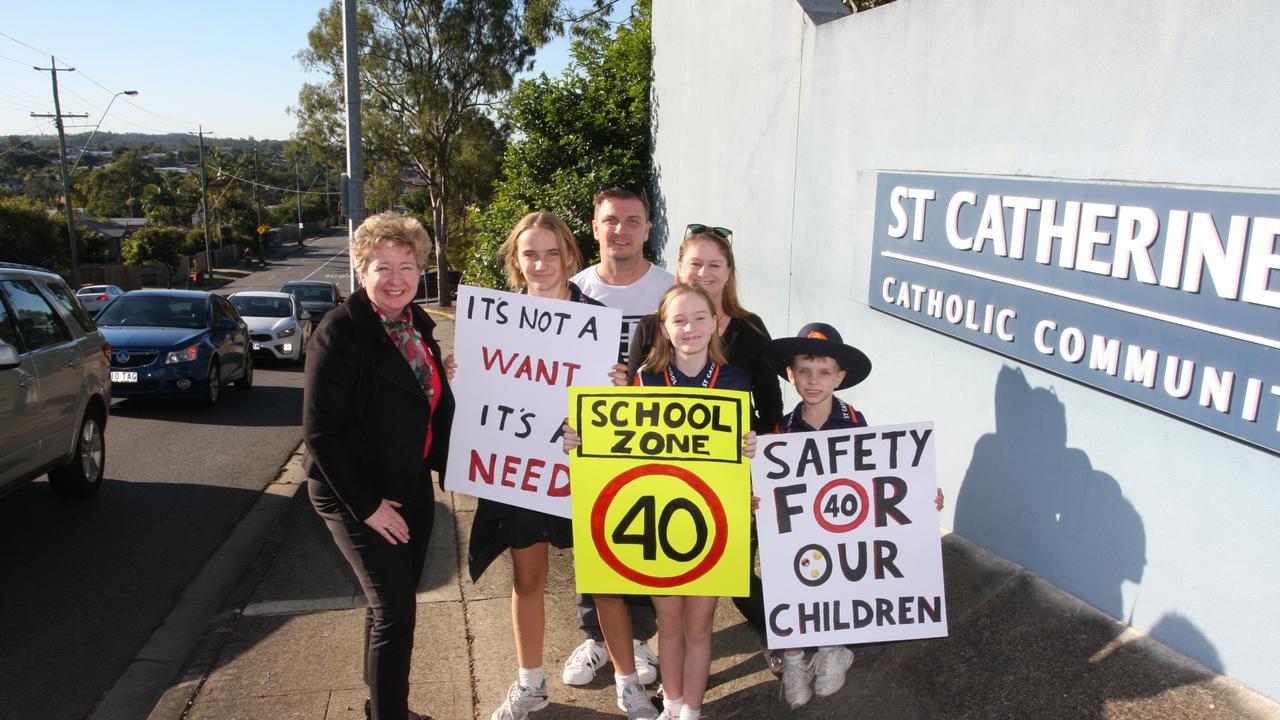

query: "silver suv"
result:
(0, 263), (111, 498)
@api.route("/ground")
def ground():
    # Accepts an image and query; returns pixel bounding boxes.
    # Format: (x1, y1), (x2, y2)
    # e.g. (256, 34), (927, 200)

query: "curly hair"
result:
(352, 212), (429, 272)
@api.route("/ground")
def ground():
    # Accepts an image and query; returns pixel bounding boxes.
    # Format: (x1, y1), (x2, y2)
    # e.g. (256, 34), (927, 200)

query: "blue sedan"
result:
(96, 290), (253, 407)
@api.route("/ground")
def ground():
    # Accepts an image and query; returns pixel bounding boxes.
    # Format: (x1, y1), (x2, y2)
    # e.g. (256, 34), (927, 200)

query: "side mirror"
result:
(301, 311), (312, 321)
(0, 342), (19, 370)
(217, 317), (238, 331)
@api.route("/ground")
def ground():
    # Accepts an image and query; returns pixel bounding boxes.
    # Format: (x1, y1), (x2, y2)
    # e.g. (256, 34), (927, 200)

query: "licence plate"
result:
(252, 342), (261, 350)
(111, 371), (138, 383)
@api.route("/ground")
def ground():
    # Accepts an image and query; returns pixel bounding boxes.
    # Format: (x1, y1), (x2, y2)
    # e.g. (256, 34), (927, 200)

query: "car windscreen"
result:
(230, 296), (292, 318)
(77, 286), (108, 295)
(95, 297), (208, 329)
(284, 285), (335, 303)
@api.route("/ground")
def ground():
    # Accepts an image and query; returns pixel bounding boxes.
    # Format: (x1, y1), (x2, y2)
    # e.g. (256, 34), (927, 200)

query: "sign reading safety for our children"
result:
(444, 285), (621, 518)
(754, 422), (947, 649)
(569, 387), (751, 597)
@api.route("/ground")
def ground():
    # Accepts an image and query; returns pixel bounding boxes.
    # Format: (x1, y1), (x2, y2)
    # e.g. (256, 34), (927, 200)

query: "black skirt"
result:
(467, 497), (573, 581)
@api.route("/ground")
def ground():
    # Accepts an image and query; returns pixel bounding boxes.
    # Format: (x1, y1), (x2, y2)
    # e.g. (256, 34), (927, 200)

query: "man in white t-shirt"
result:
(570, 183), (675, 365)
(564, 183), (672, 694)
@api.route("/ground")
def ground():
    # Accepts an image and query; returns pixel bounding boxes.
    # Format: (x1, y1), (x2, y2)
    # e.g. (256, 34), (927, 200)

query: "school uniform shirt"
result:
(634, 359), (751, 393)
(570, 263), (674, 363)
(466, 282), (603, 582)
(776, 396), (867, 433)
(628, 312), (782, 435)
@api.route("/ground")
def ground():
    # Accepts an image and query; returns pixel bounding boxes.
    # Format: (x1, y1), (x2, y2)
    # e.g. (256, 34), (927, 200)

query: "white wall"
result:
(653, 0), (1280, 700)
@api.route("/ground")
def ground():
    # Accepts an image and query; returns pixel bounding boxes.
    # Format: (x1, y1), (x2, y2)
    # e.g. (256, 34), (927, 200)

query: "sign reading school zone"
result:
(444, 286), (622, 518)
(569, 387), (752, 597)
(754, 422), (947, 649)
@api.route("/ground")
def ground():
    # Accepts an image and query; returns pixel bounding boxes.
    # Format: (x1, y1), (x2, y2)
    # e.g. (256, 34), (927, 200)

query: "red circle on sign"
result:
(590, 463), (728, 588)
(813, 477), (869, 533)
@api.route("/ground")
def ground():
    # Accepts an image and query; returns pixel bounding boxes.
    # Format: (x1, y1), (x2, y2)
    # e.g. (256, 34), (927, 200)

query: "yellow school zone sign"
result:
(569, 387), (752, 597)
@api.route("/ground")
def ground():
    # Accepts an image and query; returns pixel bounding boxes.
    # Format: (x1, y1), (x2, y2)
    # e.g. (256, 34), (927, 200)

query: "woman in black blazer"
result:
(303, 212), (454, 720)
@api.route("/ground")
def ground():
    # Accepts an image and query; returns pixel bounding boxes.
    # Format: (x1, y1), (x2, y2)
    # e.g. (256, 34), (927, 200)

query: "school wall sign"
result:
(869, 172), (1280, 454)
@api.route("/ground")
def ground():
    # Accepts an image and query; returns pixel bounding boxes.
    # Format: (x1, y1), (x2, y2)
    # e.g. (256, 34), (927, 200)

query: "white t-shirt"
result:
(571, 263), (675, 363)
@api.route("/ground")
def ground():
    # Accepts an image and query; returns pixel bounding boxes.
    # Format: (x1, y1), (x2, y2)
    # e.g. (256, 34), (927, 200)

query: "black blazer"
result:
(303, 289), (455, 521)
(627, 311), (783, 435)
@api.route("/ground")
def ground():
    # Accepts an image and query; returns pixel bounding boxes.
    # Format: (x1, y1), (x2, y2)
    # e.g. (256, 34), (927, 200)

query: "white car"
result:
(75, 284), (125, 315)
(227, 291), (311, 363)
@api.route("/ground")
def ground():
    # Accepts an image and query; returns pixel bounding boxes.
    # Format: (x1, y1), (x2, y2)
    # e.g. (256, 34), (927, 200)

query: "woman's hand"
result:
(608, 363), (629, 387)
(562, 420), (581, 453)
(444, 354), (457, 381)
(742, 431), (758, 459)
(936, 488), (945, 512)
(751, 495), (761, 514)
(364, 499), (409, 545)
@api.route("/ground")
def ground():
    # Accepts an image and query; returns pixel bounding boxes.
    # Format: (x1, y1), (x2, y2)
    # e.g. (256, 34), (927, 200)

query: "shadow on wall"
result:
(953, 365), (1146, 620)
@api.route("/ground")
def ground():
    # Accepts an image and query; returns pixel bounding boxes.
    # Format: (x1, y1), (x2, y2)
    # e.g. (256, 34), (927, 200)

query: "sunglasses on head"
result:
(684, 223), (733, 241)
(595, 182), (648, 199)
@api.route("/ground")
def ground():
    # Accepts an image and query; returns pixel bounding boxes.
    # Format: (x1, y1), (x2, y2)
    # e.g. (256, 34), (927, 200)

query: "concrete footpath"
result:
(148, 307), (1277, 720)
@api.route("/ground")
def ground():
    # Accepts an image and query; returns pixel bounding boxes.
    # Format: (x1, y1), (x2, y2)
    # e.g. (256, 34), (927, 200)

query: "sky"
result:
(0, 0), (618, 143)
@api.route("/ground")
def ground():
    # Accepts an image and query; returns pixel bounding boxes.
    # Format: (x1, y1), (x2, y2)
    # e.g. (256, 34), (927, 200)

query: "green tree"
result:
(467, 0), (652, 288)
(296, 0), (601, 306)
(0, 196), (70, 276)
(123, 225), (186, 277)
(82, 150), (162, 218)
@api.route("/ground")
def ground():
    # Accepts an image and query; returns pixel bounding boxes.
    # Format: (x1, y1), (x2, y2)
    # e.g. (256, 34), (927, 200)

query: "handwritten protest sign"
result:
(569, 387), (751, 597)
(444, 285), (621, 518)
(754, 422), (947, 648)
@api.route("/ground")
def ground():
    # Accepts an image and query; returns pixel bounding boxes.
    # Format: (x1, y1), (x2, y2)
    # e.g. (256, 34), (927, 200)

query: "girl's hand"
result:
(363, 499), (408, 545)
(742, 431), (757, 459)
(444, 354), (457, 381)
(936, 488), (945, 511)
(608, 363), (629, 386)
(751, 495), (761, 514)
(562, 420), (581, 453)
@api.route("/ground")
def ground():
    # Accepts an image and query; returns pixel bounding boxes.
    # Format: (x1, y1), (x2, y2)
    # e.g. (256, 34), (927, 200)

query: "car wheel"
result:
(235, 351), (254, 388)
(204, 361), (221, 407)
(48, 407), (106, 498)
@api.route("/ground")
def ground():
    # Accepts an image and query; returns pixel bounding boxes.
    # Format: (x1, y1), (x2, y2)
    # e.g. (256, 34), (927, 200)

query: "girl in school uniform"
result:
(567, 283), (757, 720)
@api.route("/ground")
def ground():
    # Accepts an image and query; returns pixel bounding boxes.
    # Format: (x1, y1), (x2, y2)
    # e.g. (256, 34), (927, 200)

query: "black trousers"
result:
(311, 478), (435, 720)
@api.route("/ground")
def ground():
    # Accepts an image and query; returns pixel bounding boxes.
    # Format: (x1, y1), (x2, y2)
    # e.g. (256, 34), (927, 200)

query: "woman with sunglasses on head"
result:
(465, 211), (656, 720)
(626, 223), (784, 673)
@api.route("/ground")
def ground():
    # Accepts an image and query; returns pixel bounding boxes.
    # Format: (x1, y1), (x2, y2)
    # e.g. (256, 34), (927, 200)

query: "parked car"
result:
(279, 280), (343, 328)
(75, 284), (125, 315)
(227, 291), (311, 364)
(415, 269), (462, 301)
(95, 290), (252, 407)
(0, 263), (111, 498)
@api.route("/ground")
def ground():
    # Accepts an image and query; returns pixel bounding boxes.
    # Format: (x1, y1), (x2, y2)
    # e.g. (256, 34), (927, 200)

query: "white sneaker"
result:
(812, 646), (854, 697)
(490, 681), (549, 720)
(562, 638), (609, 686)
(780, 654), (814, 708)
(657, 708), (680, 720)
(632, 639), (659, 686)
(616, 680), (658, 719)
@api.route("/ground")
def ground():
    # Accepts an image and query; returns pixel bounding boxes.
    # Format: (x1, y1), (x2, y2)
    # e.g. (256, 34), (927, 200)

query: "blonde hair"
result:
(641, 284), (728, 374)
(678, 228), (757, 329)
(499, 211), (583, 291)
(353, 212), (429, 272)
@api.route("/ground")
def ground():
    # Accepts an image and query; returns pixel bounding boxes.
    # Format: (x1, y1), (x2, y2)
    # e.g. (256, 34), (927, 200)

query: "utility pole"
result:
(188, 126), (214, 280)
(32, 57), (88, 287)
(342, 0), (366, 293)
(295, 159), (303, 243)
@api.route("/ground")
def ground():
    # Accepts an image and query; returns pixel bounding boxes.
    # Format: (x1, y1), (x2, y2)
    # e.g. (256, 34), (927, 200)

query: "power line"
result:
(211, 165), (338, 197)
(0, 31), (51, 57)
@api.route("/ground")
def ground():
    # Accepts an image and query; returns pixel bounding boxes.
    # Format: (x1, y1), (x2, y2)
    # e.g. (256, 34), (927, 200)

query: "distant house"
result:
(81, 218), (130, 261)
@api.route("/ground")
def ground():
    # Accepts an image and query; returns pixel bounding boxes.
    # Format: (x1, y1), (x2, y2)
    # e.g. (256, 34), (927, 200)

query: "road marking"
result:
(304, 243), (351, 281)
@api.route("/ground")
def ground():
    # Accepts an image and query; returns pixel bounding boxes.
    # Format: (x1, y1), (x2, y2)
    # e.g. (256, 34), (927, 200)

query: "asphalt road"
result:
(0, 233), (352, 720)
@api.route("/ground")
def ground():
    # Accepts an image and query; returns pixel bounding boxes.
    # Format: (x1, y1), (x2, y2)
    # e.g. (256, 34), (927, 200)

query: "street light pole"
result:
(32, 56), (88, 287)
(69, 89), (138, 175)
